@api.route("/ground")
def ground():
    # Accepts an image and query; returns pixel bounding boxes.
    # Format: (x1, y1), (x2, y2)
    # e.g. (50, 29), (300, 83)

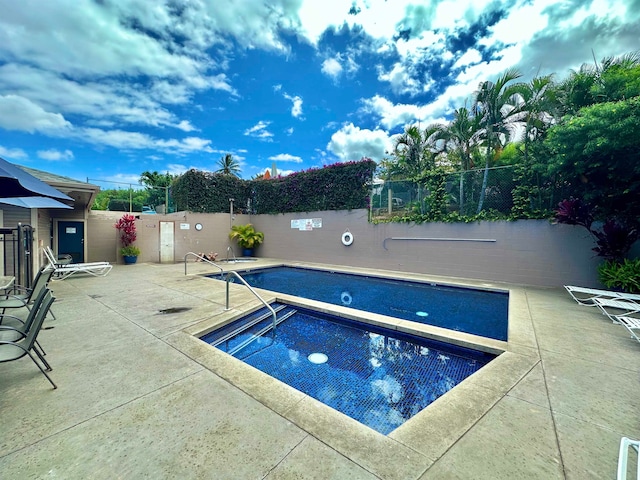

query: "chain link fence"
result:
(370, 166), (568, 221)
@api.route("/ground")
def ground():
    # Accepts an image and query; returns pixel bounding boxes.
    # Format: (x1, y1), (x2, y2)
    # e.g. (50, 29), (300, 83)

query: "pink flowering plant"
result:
(114, 214), (141, 256)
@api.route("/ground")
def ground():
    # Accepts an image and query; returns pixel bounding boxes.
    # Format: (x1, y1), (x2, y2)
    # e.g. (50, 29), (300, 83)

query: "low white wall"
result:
(88, 209), (608, 288)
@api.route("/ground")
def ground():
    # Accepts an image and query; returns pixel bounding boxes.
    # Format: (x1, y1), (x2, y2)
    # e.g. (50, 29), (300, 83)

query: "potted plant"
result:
(229, 223), (264, 257)
(114, 214), (140, 264)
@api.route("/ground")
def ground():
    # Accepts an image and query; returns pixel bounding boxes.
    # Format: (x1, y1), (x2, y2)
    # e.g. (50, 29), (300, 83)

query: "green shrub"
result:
(597, 258), (640, 293)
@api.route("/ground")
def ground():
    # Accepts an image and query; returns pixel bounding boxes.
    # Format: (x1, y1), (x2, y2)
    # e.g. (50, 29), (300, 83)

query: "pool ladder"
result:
(217, 305), (297, 357)
(184, 252), (224, 278)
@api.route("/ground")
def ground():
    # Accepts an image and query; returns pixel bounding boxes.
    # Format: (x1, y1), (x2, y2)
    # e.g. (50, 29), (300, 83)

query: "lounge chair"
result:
(564, 286), (640, 306)
(614, 316), (640, 344)
(0, 266), (55, 319)
(44, 246), (112, 280)
(617, 437), (639, 480)
(593, 298), (640, 323)
(0, 289), (56, 389)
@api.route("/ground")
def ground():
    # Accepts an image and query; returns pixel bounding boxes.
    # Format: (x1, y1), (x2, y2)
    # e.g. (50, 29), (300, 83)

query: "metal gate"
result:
(0, 223), (34, 288)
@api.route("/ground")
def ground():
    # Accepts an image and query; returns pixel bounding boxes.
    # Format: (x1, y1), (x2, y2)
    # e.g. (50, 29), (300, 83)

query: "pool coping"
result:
(168, 262), (540, 479)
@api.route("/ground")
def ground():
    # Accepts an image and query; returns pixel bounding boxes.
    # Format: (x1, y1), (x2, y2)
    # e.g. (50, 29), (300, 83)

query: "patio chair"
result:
(0, 266), (55, 319)
(44, 246), (112, 280)
(564, 286), (640, 306)
(617, 437), (639, 480)
(594, 298), (640, 323)
(0, 287), (51, 355)
(0, 289), (57, 389)
(614, 316), (640, 345)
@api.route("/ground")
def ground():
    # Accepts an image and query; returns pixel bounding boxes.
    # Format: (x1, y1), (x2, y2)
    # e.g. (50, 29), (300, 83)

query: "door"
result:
(159, 221), (174, 263)
(57, 221), (84, 263)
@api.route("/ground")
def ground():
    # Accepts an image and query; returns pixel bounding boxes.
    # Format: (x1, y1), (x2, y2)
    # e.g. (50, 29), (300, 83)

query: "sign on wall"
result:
(291, 218), (322, 231)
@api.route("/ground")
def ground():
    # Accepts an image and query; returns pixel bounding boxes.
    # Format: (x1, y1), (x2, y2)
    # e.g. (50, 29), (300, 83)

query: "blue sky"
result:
(0, 0), (638, 189)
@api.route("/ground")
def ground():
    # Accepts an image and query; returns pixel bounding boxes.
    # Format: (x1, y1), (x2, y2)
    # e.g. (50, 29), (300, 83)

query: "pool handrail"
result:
(224, 271), (277, 332)
(184, 252), (224, 278)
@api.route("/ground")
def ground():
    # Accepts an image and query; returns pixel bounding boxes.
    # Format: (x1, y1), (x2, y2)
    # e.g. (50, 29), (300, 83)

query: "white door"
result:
(159, 221), (174, 263)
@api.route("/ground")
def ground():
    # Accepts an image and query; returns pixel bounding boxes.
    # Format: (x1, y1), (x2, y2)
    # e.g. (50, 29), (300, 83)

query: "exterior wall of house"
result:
(87, 208), (608, 288)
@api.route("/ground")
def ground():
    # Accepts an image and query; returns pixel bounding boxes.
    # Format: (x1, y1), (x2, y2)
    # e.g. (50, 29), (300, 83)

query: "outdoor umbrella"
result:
(0, 197), (73, 209)
(0, 157), (73, 201)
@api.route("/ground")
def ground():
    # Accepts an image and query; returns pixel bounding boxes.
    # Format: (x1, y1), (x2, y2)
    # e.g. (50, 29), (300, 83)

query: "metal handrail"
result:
(225, 271), (276, 332)
(184, 252), (224, 278)
(226, 246), (237, 263)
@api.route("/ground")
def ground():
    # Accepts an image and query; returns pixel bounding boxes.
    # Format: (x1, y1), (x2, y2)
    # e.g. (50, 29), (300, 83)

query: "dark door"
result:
(57, 221), (84, 263)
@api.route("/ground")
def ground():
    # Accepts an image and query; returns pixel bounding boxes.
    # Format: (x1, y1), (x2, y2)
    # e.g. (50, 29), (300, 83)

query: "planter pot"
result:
(123, 255), (138, 265)
(242, 248), (254, 257)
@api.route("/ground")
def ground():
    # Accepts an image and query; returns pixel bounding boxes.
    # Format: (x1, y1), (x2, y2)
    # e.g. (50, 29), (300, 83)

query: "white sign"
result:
(291, 218), (322, 230)
(65, 227), (76, 234)
(180, 223), (190, 230)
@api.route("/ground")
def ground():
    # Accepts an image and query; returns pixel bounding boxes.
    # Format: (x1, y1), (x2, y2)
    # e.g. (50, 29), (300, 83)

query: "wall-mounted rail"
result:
(225, 271), (277, 332)
(382, 237), (497, 250)
(184, 252), (224, 278)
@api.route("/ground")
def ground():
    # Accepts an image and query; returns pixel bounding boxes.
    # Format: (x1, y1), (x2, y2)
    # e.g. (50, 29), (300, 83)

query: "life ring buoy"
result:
(341, 231), (354, 246)
(341, 291), (352, 305)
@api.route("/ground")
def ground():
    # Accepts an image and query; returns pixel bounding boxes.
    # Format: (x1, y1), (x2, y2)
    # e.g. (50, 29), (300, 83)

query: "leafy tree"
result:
(546, 97), (640, 222)
(216, 153), (241, 177)
(92, 188), (148, 211)
(139, 170), (176, 209)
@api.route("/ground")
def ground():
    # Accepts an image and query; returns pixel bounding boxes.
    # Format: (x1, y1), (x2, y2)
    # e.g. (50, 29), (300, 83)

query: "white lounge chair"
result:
(564, 286), (640, 306)
(593, 298), (640, 323)
(614, 316), (640, 344)
(617, 436), (639, 480)
(44, 246), (112, 280)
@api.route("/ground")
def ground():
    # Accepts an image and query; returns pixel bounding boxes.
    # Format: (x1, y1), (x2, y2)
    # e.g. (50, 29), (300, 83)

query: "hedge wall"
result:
(172, 160), (376, 214)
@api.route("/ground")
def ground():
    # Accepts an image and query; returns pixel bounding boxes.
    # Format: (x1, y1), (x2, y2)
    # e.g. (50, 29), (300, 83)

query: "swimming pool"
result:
(201, 302), (495, 435)
(210, 266), (509, 341)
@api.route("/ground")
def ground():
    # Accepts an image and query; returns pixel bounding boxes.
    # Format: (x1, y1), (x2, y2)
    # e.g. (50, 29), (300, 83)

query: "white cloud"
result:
(0, 95), (71, 133)
(284, 93), (303, 118)
(452, 49), (482, 69)
(361, 95), (447, 130)
(0, 145), (27, 159)
(37, 149), (74, 161)
(322, 58), (343, 79)
(269, 153), (303, 163)
(176, 120), (198, 132)
(244, 121), (274, 141)
(285, 127), (294, 135)
(327, 123), (393, 162)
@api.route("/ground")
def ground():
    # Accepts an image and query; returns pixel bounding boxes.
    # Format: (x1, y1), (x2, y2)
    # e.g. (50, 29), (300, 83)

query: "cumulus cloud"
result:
(269, 153), (303, 163)
(327, 123), (393, 162)
(37, 149), (74, 161)
(322, 58), (343, 79)
(283, 93), (303, 118)
(0, 95), (72, 133)
(244, 121), (274, 141)
(0, 145), (27, 159)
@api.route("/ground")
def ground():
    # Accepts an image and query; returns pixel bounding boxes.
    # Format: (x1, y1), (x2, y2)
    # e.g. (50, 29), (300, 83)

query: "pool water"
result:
(210, 266), (508, 341)
(201, 303), (495, 435)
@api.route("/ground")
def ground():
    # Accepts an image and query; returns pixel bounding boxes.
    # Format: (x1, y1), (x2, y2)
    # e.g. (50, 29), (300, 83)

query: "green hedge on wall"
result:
(172, 159), (376, 214)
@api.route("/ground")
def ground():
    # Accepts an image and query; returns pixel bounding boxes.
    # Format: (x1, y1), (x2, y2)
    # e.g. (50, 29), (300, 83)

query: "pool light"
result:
(416, 311), (429, 317)
(308, 353), (328, 364)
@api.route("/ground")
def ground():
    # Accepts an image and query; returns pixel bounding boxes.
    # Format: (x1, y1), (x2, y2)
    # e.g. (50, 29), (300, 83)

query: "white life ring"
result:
(341, 231), (354, 246)
(341, 291), (352, 305)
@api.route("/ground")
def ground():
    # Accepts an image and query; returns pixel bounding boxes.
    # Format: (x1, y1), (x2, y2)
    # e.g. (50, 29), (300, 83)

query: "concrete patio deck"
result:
(1, 260), (638, 479)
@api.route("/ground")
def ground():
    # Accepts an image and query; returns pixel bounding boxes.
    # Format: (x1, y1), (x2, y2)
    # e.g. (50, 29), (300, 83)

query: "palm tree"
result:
(473, 68), (523, 213)
(216, 154), (241, 177)
(391, 124), (444, 180)
(437, 106), (482, 213)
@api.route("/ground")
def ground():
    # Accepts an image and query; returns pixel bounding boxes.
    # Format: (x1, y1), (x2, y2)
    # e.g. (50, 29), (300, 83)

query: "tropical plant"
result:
(472, 68), (523, 213)
(598, 258), (640, 293)
(391, 124), (444, 180)
(114, 214), (140, 256)
(119, 245), (141, 257)
(216, 153), (241, 177)
(229, 224), (264, 250)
